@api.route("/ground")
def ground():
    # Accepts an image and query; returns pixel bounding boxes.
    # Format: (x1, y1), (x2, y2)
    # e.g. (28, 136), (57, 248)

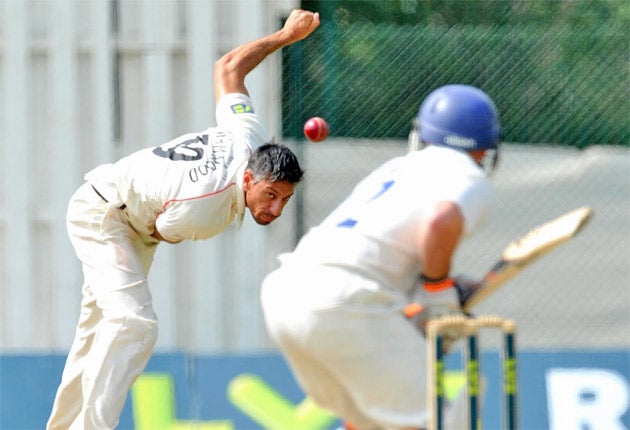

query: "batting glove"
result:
(404, 274), (472, 352)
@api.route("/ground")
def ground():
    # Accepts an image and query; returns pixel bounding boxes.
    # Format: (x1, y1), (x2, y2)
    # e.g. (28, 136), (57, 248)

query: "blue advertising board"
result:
(1, 350), (628, 429)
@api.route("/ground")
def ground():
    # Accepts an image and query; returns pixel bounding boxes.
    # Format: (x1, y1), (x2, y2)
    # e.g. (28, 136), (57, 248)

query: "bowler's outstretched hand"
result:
(282, 9), (320, 43)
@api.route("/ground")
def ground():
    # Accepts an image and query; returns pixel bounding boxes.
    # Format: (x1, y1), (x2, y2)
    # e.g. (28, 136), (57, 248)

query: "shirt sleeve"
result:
(216, 93), (269, 151)
(418, 148), (494, 236)
(450, 176), (494, 236)
(154, 183), (241, 242)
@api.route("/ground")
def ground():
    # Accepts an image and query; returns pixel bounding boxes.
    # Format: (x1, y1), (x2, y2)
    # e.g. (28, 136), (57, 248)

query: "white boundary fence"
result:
(2, 1), (629, 354)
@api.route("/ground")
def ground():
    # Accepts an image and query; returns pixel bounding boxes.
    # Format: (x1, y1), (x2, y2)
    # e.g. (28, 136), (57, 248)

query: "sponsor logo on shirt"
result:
(230, 103), (254, 114)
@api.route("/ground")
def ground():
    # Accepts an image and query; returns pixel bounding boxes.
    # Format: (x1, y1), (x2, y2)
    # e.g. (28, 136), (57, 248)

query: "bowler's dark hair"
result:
(247, 142), (305, 184)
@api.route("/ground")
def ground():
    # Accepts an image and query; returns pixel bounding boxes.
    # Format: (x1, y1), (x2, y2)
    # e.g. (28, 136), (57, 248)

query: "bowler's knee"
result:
(108, 306), (158, 350)
(126, 311), (158, 348)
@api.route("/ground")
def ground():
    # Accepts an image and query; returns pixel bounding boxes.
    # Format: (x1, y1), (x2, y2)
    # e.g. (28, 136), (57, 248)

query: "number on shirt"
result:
(153, 134), (209, 161)
(336, 180), (395, 228)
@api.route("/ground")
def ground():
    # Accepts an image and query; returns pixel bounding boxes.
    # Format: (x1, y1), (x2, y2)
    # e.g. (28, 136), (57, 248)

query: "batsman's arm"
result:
(214, 9), (320, 102)
(416, 201), (464, 282)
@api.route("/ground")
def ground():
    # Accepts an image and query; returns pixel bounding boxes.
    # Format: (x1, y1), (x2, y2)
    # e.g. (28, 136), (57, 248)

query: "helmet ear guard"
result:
(479, 147), (499, 176)
(408, 118), (422, 152)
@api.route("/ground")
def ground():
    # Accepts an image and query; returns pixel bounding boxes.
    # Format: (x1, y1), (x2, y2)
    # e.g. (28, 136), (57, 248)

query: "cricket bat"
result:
(461, 206), (594, 312)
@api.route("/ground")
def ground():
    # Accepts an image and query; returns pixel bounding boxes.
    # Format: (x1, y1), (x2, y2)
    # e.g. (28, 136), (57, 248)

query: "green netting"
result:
(282, 13), (629, 147)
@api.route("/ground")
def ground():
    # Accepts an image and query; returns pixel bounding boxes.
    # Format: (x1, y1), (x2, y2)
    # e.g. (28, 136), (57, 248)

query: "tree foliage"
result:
(303, 0), (629, 28)
(290, 1), (629, 146)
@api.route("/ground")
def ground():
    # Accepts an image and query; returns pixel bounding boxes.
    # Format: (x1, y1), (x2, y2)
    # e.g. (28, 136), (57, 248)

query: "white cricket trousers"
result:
(261, 264), (468, 430)
(47, 182), (159, 430)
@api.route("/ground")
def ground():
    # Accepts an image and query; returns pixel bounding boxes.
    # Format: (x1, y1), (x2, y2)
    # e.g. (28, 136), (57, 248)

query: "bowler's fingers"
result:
(283, 9), (320, 42)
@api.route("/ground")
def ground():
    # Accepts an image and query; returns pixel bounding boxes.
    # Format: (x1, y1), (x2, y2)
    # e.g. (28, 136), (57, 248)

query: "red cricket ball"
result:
(303, 117), (329, 142)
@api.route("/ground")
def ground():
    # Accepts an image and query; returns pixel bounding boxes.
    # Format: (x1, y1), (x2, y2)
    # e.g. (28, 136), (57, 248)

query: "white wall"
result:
(0, 0), (299, 352)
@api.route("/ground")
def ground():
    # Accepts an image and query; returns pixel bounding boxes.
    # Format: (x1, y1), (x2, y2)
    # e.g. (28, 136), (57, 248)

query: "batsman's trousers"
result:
(47, 182), (159, 430)
(261, 264), (470, 430)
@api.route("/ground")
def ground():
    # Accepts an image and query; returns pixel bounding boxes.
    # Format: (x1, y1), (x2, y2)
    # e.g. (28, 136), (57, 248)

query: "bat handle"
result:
(456, 281), (482, 310)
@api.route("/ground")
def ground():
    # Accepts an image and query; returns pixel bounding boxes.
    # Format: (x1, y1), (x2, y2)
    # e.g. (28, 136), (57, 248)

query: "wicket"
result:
(426, 315), (518, 430)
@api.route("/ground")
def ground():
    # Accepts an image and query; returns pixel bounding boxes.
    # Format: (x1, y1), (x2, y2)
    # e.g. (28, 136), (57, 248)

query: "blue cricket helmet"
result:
(416, 84), (502, 151)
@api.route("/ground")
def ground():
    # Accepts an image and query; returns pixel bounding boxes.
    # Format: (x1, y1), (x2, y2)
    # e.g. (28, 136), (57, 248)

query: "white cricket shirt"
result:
(282, 146), (494, 293)
(84, 93), (267, 242)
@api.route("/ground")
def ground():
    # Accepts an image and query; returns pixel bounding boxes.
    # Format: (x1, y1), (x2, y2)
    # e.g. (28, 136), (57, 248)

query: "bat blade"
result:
(462, 206), (593, 312)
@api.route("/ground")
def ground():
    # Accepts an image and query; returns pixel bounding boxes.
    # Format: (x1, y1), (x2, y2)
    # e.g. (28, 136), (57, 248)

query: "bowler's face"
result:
(243, 170), (296, 225)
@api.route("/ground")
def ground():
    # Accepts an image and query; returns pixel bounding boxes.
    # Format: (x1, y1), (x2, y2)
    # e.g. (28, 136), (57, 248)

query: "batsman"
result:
(261, 84), (502, 430)
(47, 9), (320, 429)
